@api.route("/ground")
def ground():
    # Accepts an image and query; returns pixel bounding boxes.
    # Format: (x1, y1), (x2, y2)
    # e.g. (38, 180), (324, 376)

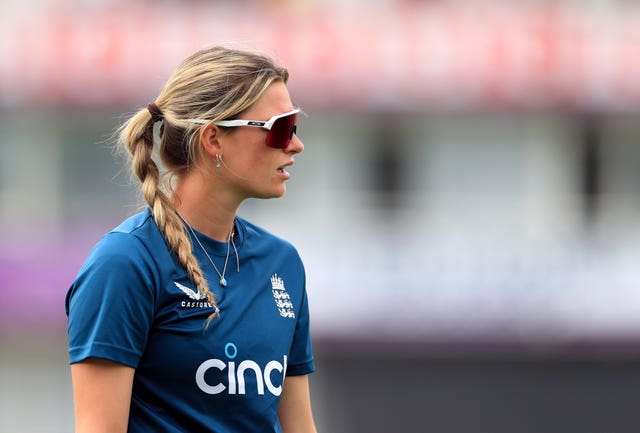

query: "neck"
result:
(172, 169), (240, 242)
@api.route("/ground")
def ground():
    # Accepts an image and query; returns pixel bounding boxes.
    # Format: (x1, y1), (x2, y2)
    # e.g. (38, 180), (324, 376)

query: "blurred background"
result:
(2, 0), (640, 432)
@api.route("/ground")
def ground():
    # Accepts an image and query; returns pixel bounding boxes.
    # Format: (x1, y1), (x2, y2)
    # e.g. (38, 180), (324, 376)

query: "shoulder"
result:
(112, 208), (154, 234)
(81, 209), (168, 275)
(237, 216), (301, 258)
(104, 208), (164, 249)
(66, 209), (169, 308)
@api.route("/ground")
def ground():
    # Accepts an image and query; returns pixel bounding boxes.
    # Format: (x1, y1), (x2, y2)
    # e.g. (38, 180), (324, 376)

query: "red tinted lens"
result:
(265, 113), (298, 148)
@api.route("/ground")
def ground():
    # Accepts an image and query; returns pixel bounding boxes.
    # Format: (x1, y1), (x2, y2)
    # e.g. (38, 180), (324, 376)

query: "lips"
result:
(276, 161), (294, 178)
(277, 161), (294, 173)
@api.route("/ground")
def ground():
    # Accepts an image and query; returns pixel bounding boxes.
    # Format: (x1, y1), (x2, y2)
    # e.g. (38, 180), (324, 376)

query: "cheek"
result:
(225, 133), (278, 176)
(234, 151), (274, 180)
(246, 148), (270, 168)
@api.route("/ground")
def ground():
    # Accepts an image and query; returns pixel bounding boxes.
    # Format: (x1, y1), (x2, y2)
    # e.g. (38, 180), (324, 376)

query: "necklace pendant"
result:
(219, 277), (227, 287)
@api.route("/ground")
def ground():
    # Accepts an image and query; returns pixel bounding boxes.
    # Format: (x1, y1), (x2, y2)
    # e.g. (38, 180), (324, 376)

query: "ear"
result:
(199, 123), (223, 158)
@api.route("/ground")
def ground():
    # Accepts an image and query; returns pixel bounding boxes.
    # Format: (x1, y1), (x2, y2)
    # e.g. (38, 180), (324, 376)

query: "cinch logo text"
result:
(195, 342), (288, 396)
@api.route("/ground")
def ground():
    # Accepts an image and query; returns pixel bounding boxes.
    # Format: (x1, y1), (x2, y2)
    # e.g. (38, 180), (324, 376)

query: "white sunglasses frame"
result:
(187, 108), (302, 130)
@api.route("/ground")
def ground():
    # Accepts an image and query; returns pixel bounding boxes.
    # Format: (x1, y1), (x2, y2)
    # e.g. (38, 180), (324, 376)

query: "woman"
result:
(65, 46), (317, 433)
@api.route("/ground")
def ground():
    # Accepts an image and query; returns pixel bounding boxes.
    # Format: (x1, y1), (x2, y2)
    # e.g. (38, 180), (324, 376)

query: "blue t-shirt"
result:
(65, 209), (315, 432)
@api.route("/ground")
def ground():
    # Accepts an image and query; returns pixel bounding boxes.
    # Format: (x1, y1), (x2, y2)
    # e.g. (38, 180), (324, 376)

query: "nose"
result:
(286, 133), (304, 154)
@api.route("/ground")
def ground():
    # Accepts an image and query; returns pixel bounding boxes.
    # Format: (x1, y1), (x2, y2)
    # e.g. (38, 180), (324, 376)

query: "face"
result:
(215, 81), (304, 200)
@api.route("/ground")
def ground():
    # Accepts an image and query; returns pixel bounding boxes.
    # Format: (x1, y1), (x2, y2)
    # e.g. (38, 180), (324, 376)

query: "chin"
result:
(270, 188), (286, 199)
(255, 187), (286, 199)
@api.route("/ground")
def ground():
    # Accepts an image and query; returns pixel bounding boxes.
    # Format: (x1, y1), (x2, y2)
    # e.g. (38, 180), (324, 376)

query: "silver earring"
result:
(216, 154), (222, 169)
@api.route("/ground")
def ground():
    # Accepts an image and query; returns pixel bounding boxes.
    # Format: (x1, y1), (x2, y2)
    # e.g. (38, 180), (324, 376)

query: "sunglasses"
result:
(188, 109), (301, 149)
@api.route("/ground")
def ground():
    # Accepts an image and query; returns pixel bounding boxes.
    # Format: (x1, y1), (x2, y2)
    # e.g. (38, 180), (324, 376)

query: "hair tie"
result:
(147, 103), (164, 123)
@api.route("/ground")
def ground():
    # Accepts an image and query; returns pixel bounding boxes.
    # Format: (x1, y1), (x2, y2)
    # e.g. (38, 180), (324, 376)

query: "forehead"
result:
(243, 82), (294, 119)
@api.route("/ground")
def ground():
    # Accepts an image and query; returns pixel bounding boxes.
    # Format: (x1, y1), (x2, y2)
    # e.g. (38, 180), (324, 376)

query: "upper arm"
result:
(66, 234), (156, 368)
(278, 374), (317, 433)
(71, 358), (135, 433)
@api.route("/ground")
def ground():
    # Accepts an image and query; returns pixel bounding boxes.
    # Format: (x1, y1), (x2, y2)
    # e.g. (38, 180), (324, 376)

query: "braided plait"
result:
(126, 110), (219, 323)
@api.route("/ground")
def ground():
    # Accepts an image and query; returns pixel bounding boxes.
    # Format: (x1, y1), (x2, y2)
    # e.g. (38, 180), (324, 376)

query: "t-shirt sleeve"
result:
(65, 232), (157, 368)
(286, 268), (316, 376)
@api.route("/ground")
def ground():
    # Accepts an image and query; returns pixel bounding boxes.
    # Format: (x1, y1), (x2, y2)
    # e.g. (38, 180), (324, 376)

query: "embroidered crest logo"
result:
(270, 274), (295, 319)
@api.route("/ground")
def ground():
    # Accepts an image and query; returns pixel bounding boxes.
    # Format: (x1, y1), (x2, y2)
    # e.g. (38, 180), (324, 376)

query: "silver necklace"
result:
(181, 216), (239, 287)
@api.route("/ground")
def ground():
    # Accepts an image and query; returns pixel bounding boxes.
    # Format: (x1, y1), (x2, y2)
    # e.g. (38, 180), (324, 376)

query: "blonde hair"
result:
(118, 46), (289, 323)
